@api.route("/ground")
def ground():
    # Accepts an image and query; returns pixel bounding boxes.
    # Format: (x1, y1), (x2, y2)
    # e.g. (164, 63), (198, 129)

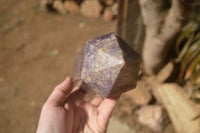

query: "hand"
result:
(36, 77), (120, 133)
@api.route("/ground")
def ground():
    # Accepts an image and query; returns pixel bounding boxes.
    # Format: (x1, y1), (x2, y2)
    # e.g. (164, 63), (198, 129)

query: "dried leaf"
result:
(175, 34), (194, 63)
(178, 39), (200, 82)
(175, 27), (193, 54)
(191, 69), (200, 85)
(185, 53), (200, 80)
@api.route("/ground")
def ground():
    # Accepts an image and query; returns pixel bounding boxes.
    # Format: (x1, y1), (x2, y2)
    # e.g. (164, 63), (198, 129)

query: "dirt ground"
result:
(0, 0), (175, 133)
(0, 0), (117, 132)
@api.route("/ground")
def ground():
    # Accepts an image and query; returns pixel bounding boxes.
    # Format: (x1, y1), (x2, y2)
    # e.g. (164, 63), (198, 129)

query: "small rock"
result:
(80, 0), (103, 18)
(110, 2), (118, 16)
(64, 1), (80, 14)
(49, 50), (59, 56)
(103, 7), (114, 21)
(78, 22), (85, 28)
(53, 0), (67, 15)
(124, 81), (152, 105)
(30, 100), (36, 106)
(105, 0), (115, 6)
(40, 0), (49, 11)
(137, 105), (165, 132)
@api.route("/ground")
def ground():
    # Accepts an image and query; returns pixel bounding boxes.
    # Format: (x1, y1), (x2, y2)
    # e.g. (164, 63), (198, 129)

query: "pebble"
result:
(105, 0), (115, 6)
(78, 22), (85, 28)
(53, 0), (67, 15)
(137, 105), (165, 132)
(103, 7), (114, 21)
(80, 0), (103, 18)
(111, 2), (118, 15)
(49, 50), (59, 56)
(64, 1), (80, 14)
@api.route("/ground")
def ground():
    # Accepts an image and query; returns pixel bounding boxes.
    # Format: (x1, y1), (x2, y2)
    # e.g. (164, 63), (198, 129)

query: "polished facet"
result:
(73, 33), (141, 98)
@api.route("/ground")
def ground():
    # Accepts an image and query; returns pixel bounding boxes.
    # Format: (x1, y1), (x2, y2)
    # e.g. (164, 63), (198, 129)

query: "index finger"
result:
(97, 95), (120, 129)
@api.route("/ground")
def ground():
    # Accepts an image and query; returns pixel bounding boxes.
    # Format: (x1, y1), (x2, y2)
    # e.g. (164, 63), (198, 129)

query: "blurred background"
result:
(0, 0), (199, 133)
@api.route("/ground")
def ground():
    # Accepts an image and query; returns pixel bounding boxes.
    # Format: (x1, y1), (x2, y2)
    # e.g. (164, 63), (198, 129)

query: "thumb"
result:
(46, 77), (73, 106)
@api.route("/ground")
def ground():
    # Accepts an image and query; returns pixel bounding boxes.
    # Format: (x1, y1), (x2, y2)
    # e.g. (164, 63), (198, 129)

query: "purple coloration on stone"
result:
(73, 33), (141, 98)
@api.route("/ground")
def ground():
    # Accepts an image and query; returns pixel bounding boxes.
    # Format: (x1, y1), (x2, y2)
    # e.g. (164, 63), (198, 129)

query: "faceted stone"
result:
(73, 33), (141, 98)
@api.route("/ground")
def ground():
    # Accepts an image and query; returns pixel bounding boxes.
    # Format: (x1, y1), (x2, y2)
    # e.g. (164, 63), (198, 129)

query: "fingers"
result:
(65, 81), (86, 105)
(71, 80), (83, 92)
(46, 77), (73, 106)
(90, 96), (103, 106)
(97, 95), (120, 129)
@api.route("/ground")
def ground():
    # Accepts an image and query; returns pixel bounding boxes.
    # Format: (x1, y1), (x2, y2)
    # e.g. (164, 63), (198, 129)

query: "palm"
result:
(37, 77), (119, 133)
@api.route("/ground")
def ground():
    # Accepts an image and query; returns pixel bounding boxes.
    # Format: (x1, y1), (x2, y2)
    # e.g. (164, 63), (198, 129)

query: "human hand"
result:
(36, 77), (120, 133)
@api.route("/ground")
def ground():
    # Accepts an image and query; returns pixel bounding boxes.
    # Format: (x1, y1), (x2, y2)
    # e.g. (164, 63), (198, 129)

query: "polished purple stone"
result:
(73, 33), (141, 98)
